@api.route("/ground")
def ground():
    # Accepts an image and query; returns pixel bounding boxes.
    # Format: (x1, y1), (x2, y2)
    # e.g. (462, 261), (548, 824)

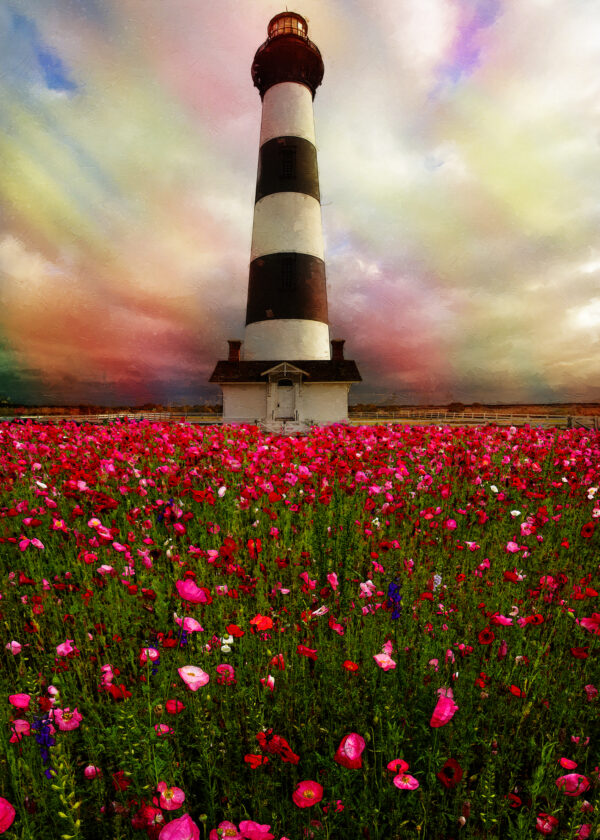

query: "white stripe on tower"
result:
(259, 82), (316, 146)
(243, 13), (330, 362)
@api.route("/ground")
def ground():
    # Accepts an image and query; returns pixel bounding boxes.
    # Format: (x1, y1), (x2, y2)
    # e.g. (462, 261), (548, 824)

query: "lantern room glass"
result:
(268, 14), (307, 39)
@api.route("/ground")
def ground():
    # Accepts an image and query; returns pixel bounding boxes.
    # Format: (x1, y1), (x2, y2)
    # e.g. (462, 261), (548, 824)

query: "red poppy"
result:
(509, 685), (525, 697)
(477, 627), (495, 645)
(436, 757), (463, 789)
(108, 683), (132, 701)
(244, 754), (269, 769)
(570, 647), (589, 659)
(580, 522), (595, 539)
(297, 644), (317, 660)
(226, 623), (245, 638)
(112, 771), (131, 791)
(342, 660), (359, 672)
(165, 699), (186, 715)
(250, 614), (273, 632)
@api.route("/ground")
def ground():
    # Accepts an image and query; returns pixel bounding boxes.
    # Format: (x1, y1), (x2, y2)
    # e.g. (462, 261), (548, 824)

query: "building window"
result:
(281, 255), (296, 291)
(280, 147), (296, 179)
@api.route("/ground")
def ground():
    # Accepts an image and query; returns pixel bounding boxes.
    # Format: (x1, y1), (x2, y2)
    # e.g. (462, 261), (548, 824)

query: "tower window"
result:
(281, 255), (297, 291)
(280, 147), (296, 179)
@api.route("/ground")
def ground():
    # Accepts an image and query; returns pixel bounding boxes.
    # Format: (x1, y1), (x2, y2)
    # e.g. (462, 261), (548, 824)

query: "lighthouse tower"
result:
(210, 12), (360, 428)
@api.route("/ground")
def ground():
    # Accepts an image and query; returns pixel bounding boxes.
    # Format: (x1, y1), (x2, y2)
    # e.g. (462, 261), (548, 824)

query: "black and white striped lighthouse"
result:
(210, 12), (361, 427)
(244, 11), (328, 361)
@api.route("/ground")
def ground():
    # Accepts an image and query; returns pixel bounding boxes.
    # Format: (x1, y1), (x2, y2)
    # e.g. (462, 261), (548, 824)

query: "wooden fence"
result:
(1, 411), (598, 430)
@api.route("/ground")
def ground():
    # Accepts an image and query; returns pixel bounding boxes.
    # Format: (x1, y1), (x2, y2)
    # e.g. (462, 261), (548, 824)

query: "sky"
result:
(1, 0), (599, 406)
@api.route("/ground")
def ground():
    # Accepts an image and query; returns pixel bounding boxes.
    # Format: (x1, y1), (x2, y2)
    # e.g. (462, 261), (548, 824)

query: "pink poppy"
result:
(53, 707), (83, 731)
(555, 774), (590, 796)
(174, 614), (204, 632)
(178, 666), (209, 691)
(216, 664), (236, 686)
(393, 773), (420, 790)
(430, 688), (459, 728)
(5, 641), (22, 655)
(175, 579), (210, 604)
(159, 813), (200, 839)
(9, 719), (30, 743)
(373, 653), (396, 671)
(208, 821), (241, 839)
(155, 782), (185, 811)
(292, 780), (324, 808)
(84, 765), (102, 779)
(575, 825), (591, 839)
(260, 675), (275, 692)
(56, 639), (78, 657)
(8, 693), (30, 711)
(140, 647), (160, 665)
(238, 820), (275, 839)
(536, 813), (559, 834)
(155, 724), (174, 737)
(334, 733), (366, 769)
(0, 798), (15, 834)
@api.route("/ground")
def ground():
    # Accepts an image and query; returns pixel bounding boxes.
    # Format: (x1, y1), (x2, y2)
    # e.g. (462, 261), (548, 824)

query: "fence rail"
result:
(1, 411), (598, 430)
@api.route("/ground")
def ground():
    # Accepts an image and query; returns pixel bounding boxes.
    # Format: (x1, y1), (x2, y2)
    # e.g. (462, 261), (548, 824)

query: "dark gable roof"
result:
(209, 359), (361, 383)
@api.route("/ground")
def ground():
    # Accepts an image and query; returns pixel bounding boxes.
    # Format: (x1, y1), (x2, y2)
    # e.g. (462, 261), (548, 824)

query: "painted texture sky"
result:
(1, 0), (599, 406)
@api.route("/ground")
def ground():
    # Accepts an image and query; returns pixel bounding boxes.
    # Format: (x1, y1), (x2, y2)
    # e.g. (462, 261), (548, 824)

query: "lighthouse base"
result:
(209, 354), (361, 427)
(220, 380), (351, 425)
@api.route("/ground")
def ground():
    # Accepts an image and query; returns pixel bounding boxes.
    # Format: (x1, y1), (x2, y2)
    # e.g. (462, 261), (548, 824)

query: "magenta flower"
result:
(56, 639), (78, 657)
(216, 664), (236, 686)
(238, 820), (275, 840)
(9, 719), (30, 743)
(8, 693), (30, 711)
(178, 666), (209, 691)
(156, 782), (185, 811)
(387, 759), (410, 773)
(5, 641), (22, 655)
(260, 675), (275, 692)
(52, 707), (83, 731)
(292, 780), (324, 808)
(536, 813), (559, 834)
(373, 653), (396, 671)
(393, 773), (420, 790)
(555, 774), (590, 796)
(159, 813), (200, 839)
(84, 765), (102, 779)
(140, 647), (160, 665)
(0, 798), (15, 834)
(174, 613), (204, 632)
(208, 821), (241, 840)
(430, 688), (459, 727)
(334, 733), (366, 769)
(175, 579), (209, 604)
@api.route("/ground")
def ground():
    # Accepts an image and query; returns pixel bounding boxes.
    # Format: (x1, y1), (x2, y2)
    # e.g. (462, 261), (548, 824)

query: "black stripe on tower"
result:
(245, 253), (328, 325)
(255, 137), (320, 202)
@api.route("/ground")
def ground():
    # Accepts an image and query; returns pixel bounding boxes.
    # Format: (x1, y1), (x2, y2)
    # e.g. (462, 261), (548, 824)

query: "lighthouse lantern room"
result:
(210, 12), (361, 428)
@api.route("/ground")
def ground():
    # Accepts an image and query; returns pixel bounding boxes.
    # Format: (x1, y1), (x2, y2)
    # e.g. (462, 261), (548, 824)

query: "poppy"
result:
(478, 627), (495, 645)
(580, 522), (595, 539)
(436, 758), (463, 789)
(244, 754), (269, 769)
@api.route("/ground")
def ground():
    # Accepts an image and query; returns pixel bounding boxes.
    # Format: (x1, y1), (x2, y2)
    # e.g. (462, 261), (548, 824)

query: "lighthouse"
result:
(210, 11), (361, 428)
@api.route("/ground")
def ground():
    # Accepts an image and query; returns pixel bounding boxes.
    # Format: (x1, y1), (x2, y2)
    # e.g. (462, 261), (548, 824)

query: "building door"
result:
(275, 379), (295, 419)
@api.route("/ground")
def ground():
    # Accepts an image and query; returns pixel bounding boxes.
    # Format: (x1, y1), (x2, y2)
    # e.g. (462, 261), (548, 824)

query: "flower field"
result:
(0, 419), (598, 840)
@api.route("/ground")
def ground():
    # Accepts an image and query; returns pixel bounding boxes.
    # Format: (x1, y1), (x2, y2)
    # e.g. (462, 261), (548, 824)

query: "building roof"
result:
(209, 359), (361, 384)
